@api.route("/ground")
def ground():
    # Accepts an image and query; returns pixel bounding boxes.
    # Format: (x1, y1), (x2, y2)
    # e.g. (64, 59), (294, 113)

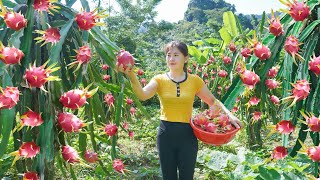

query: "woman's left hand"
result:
(228, 114), (243, 129)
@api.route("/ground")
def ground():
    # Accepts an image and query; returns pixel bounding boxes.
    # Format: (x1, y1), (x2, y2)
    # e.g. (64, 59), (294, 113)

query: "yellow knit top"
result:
(152, 73), (205, 123)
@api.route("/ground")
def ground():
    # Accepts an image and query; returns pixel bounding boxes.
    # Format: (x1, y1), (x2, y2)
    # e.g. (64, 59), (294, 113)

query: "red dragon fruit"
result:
(248, 96), (260, 106)
(126, 98), (133, 105)
(75, 9), (105, 30)
(10, 142), (40, 166)
(300, 111), (320, 132)
(113, 159), (125, 173)
(240, 70), (260, 89)
(193, 113), (209, 127)
(84, 150), (99, 163)
(137, 69), (144, 76)
(24, 61), (60, 90)
(33, 0), (59, 13)
(3, 11), (28, 31)
(130, 107), (136, 116)
(104, 123), (118, 137)
(284, 35), (302, 63)
(253, 42), (271, 60)
(271, 146), (288, 160)
(222, 56), (232, 64)
(23, 172), (39, 180)
(104, 93), (114, 107)
(0, 86), (20, 109)
(68, 45), (92, 72)
(308, 55), (320, 76)
(103, 74), (111, 81)
(229, 42), (236, 52)
(60, 86), (97, 109)
(61, 145), (80, 164)
(265, 79), (280, 90)
(252, 111), (262, 121)
(270, 95), (280, 105)
(268, 11), (283, 37)
(57, 112), (85, 133)
(116, 50), (135, 69)
(15, 110), (43, 132)
(276, 120), (295, 134)
(205, 122), (217, 133)
(218, 70), (228, 78)
(34, 27), (60, 45)
(0, 42), (25, 65)
(101, 64), (109, 70)
(140, 78), (147, 86)
(282, 79), (310, 107)
(307, 146), (320, 162)
(267, 66), (280, 78)
(280, 0), (310, 21)
(240, 47), (252, 58)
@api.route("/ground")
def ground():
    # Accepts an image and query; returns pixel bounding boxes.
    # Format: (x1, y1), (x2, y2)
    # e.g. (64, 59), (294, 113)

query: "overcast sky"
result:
(73, 0), (287, 23)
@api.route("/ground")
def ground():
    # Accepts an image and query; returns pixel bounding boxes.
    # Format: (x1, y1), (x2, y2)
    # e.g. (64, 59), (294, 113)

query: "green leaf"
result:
(298, 20), (320, 42)
(223, 11), (238, 38)
(188, 46), (202, 60)
(259, 12), (266, 37)
(219, 27), (232, 46)
(2, 0), (16, 8)
(258, 166), (281, 180)
(80, 0), (90, 11)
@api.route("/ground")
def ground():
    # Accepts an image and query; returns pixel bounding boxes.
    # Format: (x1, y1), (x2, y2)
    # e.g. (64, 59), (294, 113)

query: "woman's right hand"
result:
(116, 63), (135, 76)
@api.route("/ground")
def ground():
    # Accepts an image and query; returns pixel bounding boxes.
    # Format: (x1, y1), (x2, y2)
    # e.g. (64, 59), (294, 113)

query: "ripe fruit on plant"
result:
(137, 69), (144, 76)
(276, 120), (295, 134)
(267, 66), (280, 78)
(140, 78), (147, 86)
(0, 86), (20, 109)
(307, 146), (320, 162)
(253, 42), (271, 60)
(113, 159), (125, 173)
(60, 86), (98, 110)
(248, 96), (260, 106)
(270, 95), (280, 105)
(300, 111), (320, 132)
(15, 110), (43, 131)
(229, 42), (236, 52)
(280, 0), (310, 21)
(271, 146), (288, 160)
(84, 150), (99, 163)
(240, 70), (260, 89)
(240, 47), (251, 58)
(268, 10), (283, 37)
(282, 79), (310, 107)
(33, 0), (59, 13)
(10, 142), (40, 166)
(3, 11), (28, 31)
(126, 98), (133, 105)
(130, 107), (136, 116)
(75, 9), (105, 30)
(104, 93), (114, 107)
(103, 74), (111, 81)
(61, 145), (80, 164)
(284, 35), (302, 63)
(23, 172), (39, 180)
(104, 123), (118, 136)
(0, 42), (25, 65)
(57, 112), (85, 133)
(265, 79), (280, 90)
(308, 55), (320, 76)
(24, 61), (60, 90)
(218, 70), (228, 78)
(68, 45), (92, 72)
(222, 56), (232, 64)
(35, 27), (61, 45)
(116, 50), (135, 69)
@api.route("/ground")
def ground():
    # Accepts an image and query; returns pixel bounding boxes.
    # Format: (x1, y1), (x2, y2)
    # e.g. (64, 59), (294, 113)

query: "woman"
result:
(117, 40), (243, 180)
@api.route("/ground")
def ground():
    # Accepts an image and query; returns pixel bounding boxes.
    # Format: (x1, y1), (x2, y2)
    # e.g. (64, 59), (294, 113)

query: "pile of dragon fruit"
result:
(192, 108), (235, 133)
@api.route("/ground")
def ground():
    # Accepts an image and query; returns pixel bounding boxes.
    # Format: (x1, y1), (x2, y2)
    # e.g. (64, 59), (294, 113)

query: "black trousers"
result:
(157, 120), (198, 180)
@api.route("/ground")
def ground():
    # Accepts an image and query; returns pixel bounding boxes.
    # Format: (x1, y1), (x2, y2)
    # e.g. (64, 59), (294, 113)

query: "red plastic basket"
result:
(190, 119), (240, 146)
